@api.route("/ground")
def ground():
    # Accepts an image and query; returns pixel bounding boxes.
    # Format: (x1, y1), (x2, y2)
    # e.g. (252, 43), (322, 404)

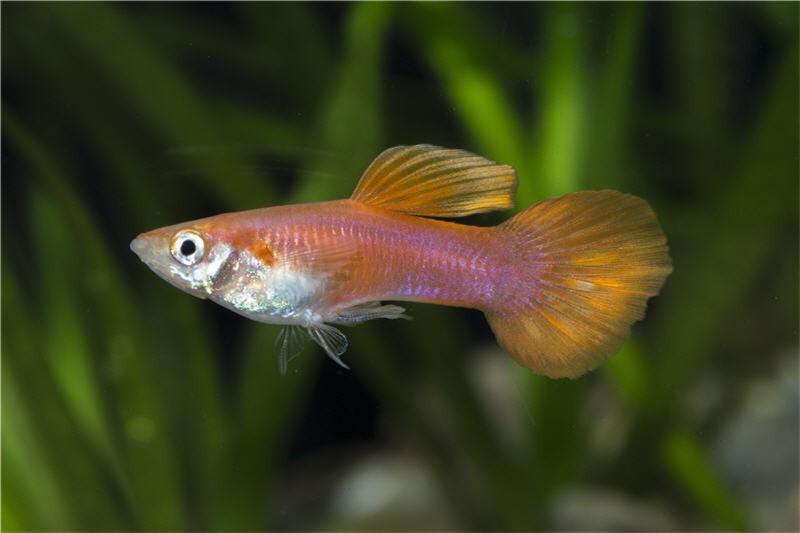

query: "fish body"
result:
(132, 145), (672, 377)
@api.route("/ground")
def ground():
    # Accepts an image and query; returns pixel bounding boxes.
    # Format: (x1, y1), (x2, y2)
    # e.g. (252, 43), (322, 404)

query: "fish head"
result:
(131, 215), (321, 325)
(130, 222), (234, 299)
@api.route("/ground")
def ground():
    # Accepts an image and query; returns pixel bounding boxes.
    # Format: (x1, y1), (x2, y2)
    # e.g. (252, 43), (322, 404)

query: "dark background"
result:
(3, 3), (798, 531)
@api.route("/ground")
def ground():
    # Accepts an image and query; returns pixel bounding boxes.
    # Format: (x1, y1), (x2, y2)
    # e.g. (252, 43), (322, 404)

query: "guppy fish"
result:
(131, 145), (672, 378)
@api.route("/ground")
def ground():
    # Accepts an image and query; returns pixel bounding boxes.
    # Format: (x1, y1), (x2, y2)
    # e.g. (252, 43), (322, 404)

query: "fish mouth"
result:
(130, 234), (161, 272)
(130, 236), (148, 258)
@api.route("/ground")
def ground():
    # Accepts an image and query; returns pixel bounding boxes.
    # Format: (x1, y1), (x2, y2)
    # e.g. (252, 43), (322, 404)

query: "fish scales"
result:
(210, 200), (505, 310)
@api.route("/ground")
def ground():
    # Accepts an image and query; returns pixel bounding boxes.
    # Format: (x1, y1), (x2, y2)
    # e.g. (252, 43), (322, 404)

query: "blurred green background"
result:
(3, 3), (798, 531)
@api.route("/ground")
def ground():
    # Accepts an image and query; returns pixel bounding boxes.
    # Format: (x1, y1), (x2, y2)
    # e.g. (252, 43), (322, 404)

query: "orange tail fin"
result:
(486, 190), (672, 378)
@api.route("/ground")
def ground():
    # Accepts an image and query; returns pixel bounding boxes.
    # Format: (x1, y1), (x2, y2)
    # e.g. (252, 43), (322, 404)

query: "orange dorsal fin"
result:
(350, 145), (518, 217)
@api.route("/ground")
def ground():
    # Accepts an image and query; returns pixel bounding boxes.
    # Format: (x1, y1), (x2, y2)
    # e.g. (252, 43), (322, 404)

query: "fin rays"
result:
(333, 302), (409, 324)
(351, 145), (517, 218)
(275, 325), (306, 375)
(307, 325), (349, 369)
(487, 190), (672, 378)
(275, 323), (350, 374)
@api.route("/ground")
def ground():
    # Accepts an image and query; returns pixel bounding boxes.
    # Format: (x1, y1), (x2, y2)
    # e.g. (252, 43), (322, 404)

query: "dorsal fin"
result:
(350, 145), (518, 217)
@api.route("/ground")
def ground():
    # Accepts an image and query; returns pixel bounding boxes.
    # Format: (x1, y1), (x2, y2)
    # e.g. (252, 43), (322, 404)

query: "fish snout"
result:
(129, 236), (149, 258)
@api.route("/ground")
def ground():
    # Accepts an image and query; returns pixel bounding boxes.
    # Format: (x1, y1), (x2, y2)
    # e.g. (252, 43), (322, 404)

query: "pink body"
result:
(207, 199), (513, 314)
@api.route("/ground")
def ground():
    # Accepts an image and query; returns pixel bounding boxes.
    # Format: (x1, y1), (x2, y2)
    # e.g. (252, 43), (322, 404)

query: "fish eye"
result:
(170, 230), (206, 266)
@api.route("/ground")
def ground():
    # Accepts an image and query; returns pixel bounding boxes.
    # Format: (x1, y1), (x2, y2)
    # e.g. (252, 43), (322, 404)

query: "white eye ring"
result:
(170, 230), (206, 266)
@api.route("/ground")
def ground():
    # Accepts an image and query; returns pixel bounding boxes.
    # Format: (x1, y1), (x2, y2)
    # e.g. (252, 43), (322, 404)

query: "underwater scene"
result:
(3, 3), (798, 531)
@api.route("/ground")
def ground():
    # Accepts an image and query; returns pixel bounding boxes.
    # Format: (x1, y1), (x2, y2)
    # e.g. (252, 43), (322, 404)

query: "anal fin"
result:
(332, 302), (409, 325)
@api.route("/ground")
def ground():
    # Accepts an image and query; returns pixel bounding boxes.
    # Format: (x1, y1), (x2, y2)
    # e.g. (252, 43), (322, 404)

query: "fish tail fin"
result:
(485, 190), (672, 378)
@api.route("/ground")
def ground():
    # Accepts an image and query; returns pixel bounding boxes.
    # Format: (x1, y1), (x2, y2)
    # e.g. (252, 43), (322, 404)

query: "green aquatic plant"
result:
(3, 3), (797, 531)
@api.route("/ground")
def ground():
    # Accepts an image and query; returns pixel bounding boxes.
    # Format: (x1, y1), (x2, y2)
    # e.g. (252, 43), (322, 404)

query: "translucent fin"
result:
(284, 236), (358, 278)
(274, 326), (307, 375)
(307, 324), (350, 369)
(332, 302), (409, 325)
(485, 190), (673, 378)
(350, 145), (517, 218)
